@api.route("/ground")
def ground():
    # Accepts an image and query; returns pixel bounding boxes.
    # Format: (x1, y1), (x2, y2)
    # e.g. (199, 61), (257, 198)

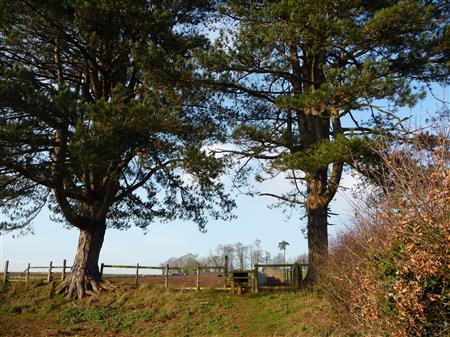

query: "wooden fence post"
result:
(292, 263), (300, 289)
(47, 261), (52, 283)
(253, 265), (259, 293)
(26, 263), (30, 283)
(3, 260), (9, 284)
(100, 263), (104, 278)
(299, 265), (303, 289)
(224, 255), (228, 288)
(165, 264), (169, 289)
(135, 263), (139, 285)
(196, 264), (200, 291)
(61, 259), (66, 281)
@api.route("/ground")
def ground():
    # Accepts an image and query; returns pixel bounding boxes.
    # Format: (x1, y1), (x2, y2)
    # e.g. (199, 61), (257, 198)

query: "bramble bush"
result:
(319, 131), (449, 337)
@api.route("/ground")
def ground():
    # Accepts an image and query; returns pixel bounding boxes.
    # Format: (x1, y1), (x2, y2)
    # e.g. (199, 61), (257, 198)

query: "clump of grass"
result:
(0, 304), (24, 314)
(59, 306), (111, 324)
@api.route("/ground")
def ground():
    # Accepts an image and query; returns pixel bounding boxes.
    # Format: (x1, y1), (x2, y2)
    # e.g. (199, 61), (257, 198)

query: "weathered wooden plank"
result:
(135, 263), (139, 285)
(49, 265), (72, 269)
(167, 266), (198, 270)
(26, 263), (30, 282)
(196, 265), (200, 291)
(165, 264), (169, 289)
(135, 266), (164, 270)
(3, 260), (8, 284)
(47, 261), (52, 283)
(61, 259), (66, 281)
(200, 266), (224, 270)
(102, 265), (136, 268)
(95, 264), (219, 271)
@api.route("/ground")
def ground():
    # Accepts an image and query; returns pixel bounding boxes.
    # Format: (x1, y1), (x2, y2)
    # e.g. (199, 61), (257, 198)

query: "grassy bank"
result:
(0, 282), (340, 337)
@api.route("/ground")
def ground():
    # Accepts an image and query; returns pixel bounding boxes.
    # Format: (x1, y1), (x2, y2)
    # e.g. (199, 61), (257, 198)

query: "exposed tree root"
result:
(57, 273), (116, 299)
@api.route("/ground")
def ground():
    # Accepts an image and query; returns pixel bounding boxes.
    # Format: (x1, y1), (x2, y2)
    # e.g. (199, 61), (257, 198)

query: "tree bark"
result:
(303, 199), (328, 285)
(58, 220), (112, 299)
(303, 168), (329, 286)
(73, 223), (105, 279)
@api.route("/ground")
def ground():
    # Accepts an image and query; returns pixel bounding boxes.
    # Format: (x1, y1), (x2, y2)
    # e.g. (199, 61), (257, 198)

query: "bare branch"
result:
(259, 192), (305, 205)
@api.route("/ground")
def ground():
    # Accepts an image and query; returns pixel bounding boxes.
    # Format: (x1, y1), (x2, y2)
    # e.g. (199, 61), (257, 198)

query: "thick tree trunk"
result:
(298, 103), (331, 286)
(59, 221), (113, 299)
(303, 200), (328, 285)
(72, 223), (105, 279)
(303, 168), (329, 286)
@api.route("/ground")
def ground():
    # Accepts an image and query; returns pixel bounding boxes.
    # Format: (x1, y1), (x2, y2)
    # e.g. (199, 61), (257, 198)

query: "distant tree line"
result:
(161, 239), (308, 274)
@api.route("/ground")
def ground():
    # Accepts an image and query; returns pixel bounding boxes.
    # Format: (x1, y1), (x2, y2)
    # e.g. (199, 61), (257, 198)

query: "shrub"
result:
(319, 132), (449, 337)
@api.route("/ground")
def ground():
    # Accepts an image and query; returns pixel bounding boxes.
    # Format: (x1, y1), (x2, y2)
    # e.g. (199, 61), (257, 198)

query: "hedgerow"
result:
(320, 131), (449, 336)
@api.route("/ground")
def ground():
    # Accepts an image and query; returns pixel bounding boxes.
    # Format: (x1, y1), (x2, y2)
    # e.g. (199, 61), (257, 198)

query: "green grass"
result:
(0, 282), (342, 337)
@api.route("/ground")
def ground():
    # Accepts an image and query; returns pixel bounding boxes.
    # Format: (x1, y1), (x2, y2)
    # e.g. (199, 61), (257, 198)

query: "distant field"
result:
(105, 272), (226, 288)
(0, 281), (342, 337)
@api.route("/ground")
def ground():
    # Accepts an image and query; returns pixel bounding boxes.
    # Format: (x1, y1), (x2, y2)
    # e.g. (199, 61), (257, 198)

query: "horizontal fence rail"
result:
(1, 256), (307, 293)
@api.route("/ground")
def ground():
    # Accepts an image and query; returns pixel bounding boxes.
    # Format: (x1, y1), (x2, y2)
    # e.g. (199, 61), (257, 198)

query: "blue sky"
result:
(1, 170), (359, 272)
(1, 85), (447, 272)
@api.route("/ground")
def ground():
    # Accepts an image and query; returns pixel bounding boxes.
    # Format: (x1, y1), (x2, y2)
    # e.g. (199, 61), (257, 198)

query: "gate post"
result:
(253, 265), (259, 293)
(299, 265), (303, 289)
(224, 255), (228, 288)
(293, 263), (302, 289)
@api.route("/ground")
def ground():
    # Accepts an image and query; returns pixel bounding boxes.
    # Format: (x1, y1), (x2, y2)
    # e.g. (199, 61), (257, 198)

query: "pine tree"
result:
(0, 0), (234, 298)
(205, 0), (449, 283)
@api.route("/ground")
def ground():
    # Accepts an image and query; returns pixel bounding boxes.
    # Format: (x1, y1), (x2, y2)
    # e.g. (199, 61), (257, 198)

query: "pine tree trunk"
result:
(59, 221), (112, 299)
(72, 224), (105, 278)
(303, 201), (328, 285)
(303, 169), (329, 286)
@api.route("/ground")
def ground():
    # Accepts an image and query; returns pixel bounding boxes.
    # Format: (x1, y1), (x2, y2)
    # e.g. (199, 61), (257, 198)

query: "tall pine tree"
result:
(205, 0), (449, 283)
(0, 0), (234, 298)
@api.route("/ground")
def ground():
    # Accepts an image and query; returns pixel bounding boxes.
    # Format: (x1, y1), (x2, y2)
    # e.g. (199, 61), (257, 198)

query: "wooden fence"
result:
(100, 262), (228, 290)
(1, 259), (71, 284)
(0, 256), (230, 290)
(1, 257), (307, 293)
